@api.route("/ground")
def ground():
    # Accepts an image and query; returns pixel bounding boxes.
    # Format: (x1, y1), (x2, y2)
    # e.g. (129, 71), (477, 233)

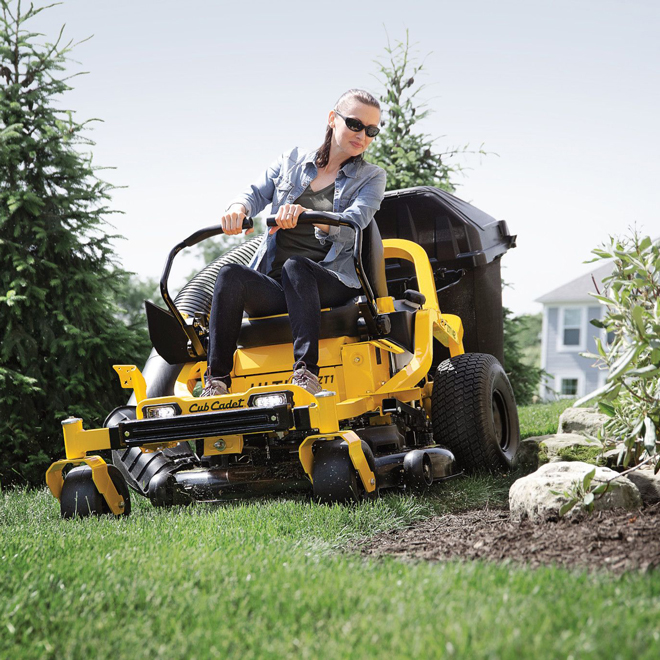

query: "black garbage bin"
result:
(374, 186), (516, 367)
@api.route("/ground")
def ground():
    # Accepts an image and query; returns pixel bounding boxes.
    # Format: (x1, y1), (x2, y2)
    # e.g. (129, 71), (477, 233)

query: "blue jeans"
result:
(206, 256), (357, 383)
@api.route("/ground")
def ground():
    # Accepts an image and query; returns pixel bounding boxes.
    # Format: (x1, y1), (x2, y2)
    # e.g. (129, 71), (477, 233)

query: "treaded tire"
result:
(431, 353), (519, 473)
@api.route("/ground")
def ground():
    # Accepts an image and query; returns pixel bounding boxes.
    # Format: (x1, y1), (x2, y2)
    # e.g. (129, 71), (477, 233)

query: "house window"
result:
(561, 307), (583, 348)
(561, 378), (578, 397)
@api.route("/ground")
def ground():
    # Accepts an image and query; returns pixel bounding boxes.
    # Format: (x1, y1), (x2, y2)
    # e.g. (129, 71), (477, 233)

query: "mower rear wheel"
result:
(431, 353), (519, 472)
(312, 440), (378, 504)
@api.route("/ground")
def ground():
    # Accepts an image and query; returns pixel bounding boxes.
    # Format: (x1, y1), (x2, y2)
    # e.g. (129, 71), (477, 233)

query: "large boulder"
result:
(509, 461), (642, 521)
(558, 407), (609, 437)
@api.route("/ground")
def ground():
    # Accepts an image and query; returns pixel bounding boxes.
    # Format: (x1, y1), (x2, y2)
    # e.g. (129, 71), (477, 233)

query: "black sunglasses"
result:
(334, 110), (380, 138)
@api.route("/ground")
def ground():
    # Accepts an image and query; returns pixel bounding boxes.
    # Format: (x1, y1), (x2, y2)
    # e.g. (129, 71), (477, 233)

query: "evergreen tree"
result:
(502, 307), (545, 405)
(0, 1), (147, 486)
(368, 32), (479, 192)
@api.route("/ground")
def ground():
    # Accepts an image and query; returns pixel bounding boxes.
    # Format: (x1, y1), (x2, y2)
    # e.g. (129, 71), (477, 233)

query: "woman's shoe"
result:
(290, 362), (322, 395)
(201, 375), (229, 397)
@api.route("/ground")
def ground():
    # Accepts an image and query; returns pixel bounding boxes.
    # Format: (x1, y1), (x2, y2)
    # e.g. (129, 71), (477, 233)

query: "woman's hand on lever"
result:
(270, 203), (307, 235)
(221, 204), (253, 235)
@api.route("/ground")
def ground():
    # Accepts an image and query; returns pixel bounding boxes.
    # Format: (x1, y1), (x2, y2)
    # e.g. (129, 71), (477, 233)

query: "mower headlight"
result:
(143, 403), (181, 419)
(248, 392), (293, 408)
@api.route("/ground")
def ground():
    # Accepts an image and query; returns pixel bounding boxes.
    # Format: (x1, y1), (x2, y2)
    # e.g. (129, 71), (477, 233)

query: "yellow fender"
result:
(298, 430), (376, 494)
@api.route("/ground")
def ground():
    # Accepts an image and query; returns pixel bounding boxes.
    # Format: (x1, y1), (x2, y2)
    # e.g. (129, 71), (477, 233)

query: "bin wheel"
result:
(312, 440), (378, 504)
(60, 465), (131, 519)
(403, 450), (434, 493)
(431, 353), (520, 472)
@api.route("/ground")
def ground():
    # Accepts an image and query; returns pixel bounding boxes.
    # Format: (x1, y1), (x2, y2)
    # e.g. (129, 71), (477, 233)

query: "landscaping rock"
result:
(626, 465), (660, 505)
(512, 436), (544, 472)
(513, 434), (603, 472)
(509, 461), (642, 522)
(540, 434), (603, 464)
(558, 407), (609, 437)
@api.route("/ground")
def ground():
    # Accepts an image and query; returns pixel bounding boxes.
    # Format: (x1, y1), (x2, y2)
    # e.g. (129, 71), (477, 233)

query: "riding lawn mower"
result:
(46, 186), (518, 517)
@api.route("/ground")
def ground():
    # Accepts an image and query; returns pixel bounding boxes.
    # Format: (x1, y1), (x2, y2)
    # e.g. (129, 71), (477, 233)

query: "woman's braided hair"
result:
(315, 89), (380, 169)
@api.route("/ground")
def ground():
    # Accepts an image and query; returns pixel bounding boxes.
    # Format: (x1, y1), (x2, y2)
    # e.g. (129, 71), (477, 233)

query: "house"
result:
(536, 261), (615, 400)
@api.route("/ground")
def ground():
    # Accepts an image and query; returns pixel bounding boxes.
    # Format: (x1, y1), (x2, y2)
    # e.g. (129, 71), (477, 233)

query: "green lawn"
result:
(3, 402), (658, 659)
(518, 398), (575, 438)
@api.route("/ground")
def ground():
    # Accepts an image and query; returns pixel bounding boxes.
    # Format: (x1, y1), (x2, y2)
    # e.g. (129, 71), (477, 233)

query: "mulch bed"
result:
(359, 503), (660, 574)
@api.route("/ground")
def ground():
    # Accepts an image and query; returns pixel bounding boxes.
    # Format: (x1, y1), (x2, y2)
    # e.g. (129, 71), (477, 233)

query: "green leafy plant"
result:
(551, 467), (598, 516)
(368, 31), (482, 192)
(575, 231), (659, 470)
(0, 1), (148, 486)
(550, 466), (623, 516)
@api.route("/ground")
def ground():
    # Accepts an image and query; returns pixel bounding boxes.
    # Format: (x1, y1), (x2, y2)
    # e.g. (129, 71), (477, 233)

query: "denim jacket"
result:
(228, 147), (387, 288)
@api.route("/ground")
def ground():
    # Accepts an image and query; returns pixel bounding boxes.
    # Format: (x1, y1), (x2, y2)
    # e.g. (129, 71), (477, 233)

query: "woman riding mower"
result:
(202, 88), (387, 397)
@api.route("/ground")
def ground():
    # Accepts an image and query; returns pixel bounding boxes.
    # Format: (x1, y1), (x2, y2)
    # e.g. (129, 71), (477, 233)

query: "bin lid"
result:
(374, 186), (516, 269)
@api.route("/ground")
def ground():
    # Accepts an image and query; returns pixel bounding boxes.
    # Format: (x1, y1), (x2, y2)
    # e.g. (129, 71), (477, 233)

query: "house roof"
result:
(535, 260), (615, 304)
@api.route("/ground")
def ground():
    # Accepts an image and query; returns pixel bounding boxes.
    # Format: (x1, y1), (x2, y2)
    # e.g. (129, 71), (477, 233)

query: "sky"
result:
(26, 0), (660, 315)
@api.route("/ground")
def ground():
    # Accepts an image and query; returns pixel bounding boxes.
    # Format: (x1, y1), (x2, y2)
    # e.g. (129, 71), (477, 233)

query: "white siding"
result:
(541, 303), (605, 400)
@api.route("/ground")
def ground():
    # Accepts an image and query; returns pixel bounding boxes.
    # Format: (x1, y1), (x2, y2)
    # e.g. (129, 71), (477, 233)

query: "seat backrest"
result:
(362, 220), (388, 299)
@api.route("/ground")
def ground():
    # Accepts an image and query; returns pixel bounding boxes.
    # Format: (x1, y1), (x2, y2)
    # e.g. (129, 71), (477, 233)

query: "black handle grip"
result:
(266, 211), (343, 227)
(182, 218), (254, 247)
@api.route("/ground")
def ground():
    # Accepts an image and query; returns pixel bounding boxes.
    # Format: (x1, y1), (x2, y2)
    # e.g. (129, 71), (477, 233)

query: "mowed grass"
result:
(3, 402), (659, 659)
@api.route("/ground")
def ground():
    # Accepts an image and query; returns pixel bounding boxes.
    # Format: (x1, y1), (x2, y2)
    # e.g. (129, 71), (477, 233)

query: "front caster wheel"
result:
(60, 465), (131, 519)
(312, 439), (378, 504)
(403, 450), (434, 493)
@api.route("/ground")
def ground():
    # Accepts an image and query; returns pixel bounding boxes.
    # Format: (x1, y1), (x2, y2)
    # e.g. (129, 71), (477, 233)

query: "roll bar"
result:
(159, 218), (253, 356)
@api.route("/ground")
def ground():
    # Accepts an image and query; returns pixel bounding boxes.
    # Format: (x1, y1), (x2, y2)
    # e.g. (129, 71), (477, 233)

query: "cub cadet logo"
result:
(189, 399), (245, 413)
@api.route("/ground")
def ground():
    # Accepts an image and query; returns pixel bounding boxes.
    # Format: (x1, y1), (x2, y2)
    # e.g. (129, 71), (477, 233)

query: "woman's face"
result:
(330, 100), (381, 160)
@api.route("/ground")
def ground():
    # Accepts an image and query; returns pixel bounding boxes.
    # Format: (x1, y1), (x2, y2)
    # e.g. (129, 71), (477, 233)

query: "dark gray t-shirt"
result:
(268, 182), (334, 280)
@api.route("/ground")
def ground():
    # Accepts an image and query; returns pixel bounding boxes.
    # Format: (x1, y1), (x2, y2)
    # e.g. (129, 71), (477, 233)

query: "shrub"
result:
(576, 230), (659, 468)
